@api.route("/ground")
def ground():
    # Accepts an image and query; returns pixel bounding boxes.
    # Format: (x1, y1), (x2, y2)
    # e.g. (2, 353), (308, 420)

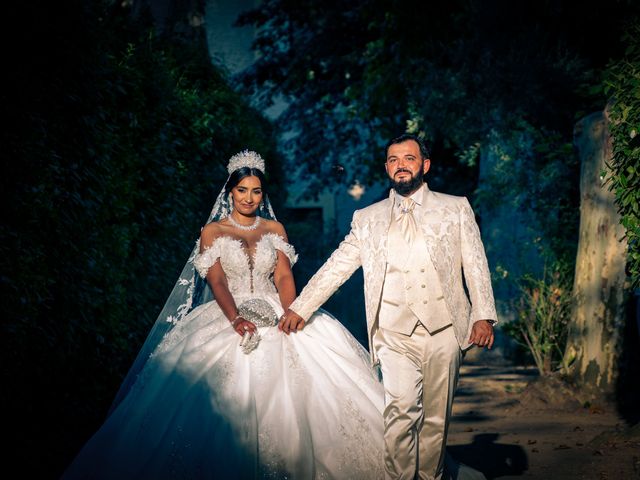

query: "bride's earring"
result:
(228, 193), (234, 213)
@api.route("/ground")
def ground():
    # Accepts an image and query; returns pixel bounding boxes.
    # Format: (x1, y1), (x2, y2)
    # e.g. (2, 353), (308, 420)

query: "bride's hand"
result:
(231, 316), (257, 336)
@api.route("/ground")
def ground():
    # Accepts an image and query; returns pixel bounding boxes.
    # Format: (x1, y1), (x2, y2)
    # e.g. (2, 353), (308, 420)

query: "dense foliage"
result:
(1, 2), (280, 476)
(602, 23), (640, 288)
(503, 264), (573, 376)
(236, 0), (637, 192)
(474, 120), (579, 373)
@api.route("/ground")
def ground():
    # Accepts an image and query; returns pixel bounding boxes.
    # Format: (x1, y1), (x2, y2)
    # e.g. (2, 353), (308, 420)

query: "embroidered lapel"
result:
(416, 185), (447, 284)
(378, 189), (395, 262)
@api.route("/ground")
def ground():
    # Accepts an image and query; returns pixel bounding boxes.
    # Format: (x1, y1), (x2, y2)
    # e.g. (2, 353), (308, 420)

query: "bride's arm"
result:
(274, 252), (296, 311)
(199, 225), (256, 336)
(272, 224), (296, 311)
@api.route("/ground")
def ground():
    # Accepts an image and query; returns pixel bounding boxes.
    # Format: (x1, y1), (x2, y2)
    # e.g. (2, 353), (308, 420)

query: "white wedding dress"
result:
(63, 233), (386, 479)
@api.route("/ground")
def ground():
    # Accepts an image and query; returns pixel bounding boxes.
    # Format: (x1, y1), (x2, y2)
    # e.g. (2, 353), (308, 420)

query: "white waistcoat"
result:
(379, 209), (452, 335)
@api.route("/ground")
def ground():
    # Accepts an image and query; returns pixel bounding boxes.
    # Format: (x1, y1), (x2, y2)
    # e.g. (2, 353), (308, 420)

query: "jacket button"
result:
(421, 285), (426, 288)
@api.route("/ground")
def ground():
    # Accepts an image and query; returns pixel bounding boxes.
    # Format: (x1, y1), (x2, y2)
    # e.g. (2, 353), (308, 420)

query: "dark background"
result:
(1, 1), (638, 477)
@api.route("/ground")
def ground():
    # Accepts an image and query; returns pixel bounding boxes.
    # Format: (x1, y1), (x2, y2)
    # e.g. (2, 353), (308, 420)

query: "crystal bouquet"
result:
(237, 298), (278, 354)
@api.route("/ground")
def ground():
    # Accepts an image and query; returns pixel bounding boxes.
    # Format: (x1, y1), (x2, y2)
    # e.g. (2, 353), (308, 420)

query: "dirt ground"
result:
(447, 349), (640, 480)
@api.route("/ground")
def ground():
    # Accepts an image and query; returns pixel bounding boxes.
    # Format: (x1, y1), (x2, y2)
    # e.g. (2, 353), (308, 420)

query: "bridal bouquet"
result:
(237, 298), (278, 354)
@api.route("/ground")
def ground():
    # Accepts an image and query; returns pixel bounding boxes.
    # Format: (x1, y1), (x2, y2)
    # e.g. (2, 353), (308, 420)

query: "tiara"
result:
(227, 150), (266, 174)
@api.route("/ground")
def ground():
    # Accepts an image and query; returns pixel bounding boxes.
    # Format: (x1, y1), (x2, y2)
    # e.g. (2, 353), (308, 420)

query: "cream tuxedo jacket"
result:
(290, 185), (497, 364)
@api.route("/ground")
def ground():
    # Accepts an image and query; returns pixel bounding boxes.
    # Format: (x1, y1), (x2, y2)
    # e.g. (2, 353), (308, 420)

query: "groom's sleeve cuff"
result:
(289, 301), (314, 321)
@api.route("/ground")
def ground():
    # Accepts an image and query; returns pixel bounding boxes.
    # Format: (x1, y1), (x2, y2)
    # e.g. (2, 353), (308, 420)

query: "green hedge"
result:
(603, 23), (640, 288)
(1, 2), (280, 476)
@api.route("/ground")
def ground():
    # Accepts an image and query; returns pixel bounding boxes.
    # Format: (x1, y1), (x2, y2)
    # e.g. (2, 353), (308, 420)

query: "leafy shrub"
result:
(503, 262), (573, 376)
(602, 23), (640, 288)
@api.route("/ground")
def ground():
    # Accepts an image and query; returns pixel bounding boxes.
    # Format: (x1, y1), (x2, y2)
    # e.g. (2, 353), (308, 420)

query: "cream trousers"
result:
(373, 323), (462, 480)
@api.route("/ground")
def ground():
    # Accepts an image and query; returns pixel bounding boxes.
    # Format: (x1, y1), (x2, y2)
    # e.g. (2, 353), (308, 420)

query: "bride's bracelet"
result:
(231, 314), (244, 327)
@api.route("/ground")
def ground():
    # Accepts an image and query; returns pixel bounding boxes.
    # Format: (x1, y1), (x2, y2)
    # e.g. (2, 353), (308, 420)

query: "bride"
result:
(62, 151), (386, 479)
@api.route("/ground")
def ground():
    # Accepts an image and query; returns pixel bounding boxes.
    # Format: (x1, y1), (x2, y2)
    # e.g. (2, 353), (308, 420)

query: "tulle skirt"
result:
(62, 293), (386, 479)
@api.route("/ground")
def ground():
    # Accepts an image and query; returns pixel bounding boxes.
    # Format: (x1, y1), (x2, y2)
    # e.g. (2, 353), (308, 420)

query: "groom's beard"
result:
(391, 171), (424, 195)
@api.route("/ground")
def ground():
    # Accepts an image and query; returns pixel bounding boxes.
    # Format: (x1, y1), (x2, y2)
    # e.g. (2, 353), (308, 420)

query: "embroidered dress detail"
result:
(193, 234), (298, 298)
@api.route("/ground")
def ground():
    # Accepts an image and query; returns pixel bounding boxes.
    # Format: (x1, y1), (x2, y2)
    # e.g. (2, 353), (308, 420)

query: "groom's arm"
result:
(460, 197), (498, 348)
(280, 215), (363, 333)
(459, 197), (497, 322)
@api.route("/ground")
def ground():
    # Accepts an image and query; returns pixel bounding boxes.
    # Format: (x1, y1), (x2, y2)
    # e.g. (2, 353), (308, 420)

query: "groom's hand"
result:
(469, 320), (495, 349)
(278, 309), (305, 335)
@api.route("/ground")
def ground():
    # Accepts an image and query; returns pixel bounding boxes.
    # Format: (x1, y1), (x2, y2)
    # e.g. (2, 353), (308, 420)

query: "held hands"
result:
(278, 309), (305, 335)
(468, 320), (495, 349)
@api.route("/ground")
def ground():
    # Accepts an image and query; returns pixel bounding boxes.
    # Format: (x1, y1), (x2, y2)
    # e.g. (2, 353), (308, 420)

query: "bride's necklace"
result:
(228, 214), (261, 231)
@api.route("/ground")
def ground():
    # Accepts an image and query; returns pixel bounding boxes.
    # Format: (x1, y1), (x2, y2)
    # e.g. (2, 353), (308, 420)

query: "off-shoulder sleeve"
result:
(269, 233), (298, 266)
(193, 238), (223, 278)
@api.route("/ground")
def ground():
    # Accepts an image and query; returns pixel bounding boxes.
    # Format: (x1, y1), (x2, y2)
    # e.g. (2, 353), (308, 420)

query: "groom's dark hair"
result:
(385, 133), (431, 160)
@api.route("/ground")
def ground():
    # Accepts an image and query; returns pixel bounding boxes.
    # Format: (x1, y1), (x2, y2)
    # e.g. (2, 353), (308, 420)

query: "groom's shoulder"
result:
(429, 189), (467, 205)
(422, 185), (470, 209)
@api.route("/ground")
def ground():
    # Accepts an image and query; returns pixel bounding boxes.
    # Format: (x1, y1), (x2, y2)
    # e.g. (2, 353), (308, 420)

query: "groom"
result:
(280, 133), (497, 479)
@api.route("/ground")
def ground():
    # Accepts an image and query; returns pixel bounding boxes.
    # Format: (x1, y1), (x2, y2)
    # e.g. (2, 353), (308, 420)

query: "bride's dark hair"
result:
(225, 167), (268, 196)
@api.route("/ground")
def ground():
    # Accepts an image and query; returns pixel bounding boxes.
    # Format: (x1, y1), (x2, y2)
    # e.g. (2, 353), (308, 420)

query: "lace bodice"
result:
(193, 233), (298, 296)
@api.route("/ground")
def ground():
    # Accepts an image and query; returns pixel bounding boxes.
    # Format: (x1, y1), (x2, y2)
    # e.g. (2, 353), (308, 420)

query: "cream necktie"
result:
(397, 196), (417, 244)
